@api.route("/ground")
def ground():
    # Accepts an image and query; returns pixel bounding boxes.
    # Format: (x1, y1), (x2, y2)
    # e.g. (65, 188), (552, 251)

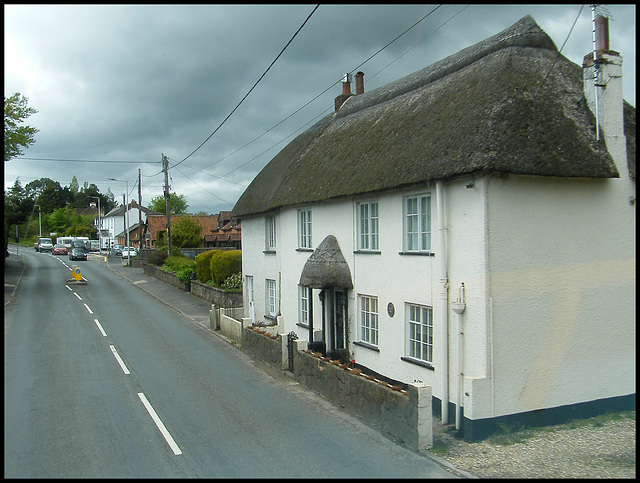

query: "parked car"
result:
(121, 247), (137, 259)
(69, 247), (88, 261)
(111, 244), (124, 256)
(36, 237), (53, 252)
(52, 244), (68, 255)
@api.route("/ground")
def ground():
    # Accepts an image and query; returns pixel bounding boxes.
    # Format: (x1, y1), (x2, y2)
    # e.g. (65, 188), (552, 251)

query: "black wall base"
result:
(430, 393), (635, 442)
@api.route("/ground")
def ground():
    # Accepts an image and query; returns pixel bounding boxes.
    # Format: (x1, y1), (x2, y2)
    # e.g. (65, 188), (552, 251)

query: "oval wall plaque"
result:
(387, 302), (395, 317)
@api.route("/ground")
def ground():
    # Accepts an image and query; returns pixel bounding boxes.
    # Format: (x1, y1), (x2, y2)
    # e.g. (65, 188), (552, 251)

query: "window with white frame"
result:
(298, 285), (311, 326)
(266, 279), (277, 317)
(405, 194), (431, 252)
(266, 215), (276, 251)
(357, 201), (379, 251)
(298, 209), (312, 249)
(359, 294), (379, 346)
(406, 303), (433, 363)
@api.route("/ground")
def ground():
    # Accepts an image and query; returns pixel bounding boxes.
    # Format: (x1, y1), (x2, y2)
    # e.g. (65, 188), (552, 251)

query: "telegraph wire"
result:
(20, 6), (452, 197)
(533, 4), (585, 100)
(172, 165), (235, 206)
(187, 4), (446, 175)
(221, 105), (333, 178)
(365, 5), (470, 84)
(167, 156), (248, 188)
(170, 4), (320, 170)
(348, 4), (442, 75)
(15, 157), (158, 164)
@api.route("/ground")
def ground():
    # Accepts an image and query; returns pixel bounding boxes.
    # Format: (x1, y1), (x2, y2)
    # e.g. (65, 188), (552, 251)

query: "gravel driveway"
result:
(428, 411), (635, 478)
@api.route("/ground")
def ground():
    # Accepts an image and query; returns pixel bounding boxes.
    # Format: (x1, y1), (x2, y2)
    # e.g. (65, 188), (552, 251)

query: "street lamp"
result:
(108, 178), (129, 254)
(34, 204), (41, 237)
(90, 196), (101, 251)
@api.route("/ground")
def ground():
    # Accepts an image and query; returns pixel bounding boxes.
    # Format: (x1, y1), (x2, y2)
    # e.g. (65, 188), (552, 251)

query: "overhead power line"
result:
(533, 4), (584, 100)
(190, 4), (445, 175)
(171, 4), (320, 169)
(172, 165), (235, 206)
(349, 4), (442, 74)
(15, 157), (158, 164)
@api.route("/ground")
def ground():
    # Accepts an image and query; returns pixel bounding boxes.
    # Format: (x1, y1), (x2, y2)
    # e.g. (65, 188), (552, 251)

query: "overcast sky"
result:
(4, 4), (636, 215)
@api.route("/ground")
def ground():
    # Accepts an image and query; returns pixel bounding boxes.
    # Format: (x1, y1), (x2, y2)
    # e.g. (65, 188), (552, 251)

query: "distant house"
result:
(146, 212), (241, 250)
(232, 15), (635, 441)
(102, 200), (161, 249)
(203, 211), (241, 249)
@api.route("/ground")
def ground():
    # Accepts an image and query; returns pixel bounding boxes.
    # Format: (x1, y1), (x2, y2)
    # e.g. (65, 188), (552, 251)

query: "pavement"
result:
(4, 248), (25, 308)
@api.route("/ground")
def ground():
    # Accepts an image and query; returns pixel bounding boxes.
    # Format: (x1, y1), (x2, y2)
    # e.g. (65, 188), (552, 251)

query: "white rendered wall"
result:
(484, 173), (635, 420)
(240, 185), (488, 407)
(239, 160), (634, 424)
(444, 177), (490, 421)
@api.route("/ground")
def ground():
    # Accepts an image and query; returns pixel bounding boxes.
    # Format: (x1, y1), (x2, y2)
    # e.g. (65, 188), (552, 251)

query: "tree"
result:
(69, 176), (79, 195)
(4, 180), (29, 226)
(149, 193), (188, 215)
(24, 178), (72, 213)
(171, 215), (203, 248)
(4, 93), (38, 161)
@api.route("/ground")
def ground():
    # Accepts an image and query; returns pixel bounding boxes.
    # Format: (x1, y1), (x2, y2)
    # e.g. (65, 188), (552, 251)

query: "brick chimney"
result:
(355, 71), (365, 95)
(334, 73), (353, 111)
(582, 9), (627, 175)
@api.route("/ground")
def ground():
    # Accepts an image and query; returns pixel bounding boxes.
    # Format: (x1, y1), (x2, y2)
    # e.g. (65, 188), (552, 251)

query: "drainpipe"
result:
(452, 283), (466, 430)
(436, 180), (450, 424)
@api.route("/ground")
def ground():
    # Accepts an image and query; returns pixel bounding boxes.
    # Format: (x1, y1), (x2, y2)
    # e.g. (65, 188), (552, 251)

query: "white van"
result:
(36, 237), (53, 252)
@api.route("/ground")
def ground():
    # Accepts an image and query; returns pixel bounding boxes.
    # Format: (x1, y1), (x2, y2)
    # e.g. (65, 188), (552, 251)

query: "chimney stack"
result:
(341, 72), (352, 95)
(583, 9), (627, 176)
(355, 71), (365, 95)
(594, 14), (609, 57)
(335, 73), (354, 111)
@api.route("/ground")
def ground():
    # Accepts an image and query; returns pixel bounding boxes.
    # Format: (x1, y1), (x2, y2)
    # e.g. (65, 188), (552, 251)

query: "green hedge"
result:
(210, 250), (242, 286)
(195, 250), (219, 283)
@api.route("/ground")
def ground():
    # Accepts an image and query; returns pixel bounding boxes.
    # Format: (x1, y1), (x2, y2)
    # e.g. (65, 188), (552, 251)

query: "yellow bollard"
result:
(73, 267), (81, 281)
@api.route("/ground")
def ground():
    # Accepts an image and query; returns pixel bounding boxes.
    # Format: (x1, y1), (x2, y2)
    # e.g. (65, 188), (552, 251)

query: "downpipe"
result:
(436, 181), (450, 425)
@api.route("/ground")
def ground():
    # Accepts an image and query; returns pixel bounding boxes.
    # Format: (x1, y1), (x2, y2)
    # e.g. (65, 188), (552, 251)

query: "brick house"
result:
(146, 212), (241, 249)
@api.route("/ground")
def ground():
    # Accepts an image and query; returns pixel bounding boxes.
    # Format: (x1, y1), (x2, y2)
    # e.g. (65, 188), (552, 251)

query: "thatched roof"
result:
(299, 235), (353, 289)
(233, 15), (633, 218)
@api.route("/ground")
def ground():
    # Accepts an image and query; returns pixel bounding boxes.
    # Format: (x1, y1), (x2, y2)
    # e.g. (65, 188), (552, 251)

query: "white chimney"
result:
(583, 9), (627, 174)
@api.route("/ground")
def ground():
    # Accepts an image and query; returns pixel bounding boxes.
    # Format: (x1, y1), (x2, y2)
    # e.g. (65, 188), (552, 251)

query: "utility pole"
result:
(35, 204), (41, 237)
(163, 154), (172, 255)
(90, 196), (101, 250)
(138, 168), (143, 249)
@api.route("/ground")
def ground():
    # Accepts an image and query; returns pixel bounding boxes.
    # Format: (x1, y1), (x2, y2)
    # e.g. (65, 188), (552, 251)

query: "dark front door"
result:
(327, 288), (348, 361)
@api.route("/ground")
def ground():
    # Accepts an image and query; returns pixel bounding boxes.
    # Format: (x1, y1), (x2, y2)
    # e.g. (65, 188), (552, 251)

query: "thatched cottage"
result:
(232, 15), (635, 441)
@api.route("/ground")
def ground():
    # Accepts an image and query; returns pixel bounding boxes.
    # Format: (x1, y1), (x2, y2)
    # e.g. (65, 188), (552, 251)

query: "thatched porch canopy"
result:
(299, 235), (353, 289)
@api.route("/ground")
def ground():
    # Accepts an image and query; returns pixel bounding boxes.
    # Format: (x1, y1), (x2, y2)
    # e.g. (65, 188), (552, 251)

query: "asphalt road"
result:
(4, 247), (459, 478)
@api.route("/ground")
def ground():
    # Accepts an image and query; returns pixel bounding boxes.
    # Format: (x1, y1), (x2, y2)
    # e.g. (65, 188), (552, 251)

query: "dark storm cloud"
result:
(4, 4), (636, 214)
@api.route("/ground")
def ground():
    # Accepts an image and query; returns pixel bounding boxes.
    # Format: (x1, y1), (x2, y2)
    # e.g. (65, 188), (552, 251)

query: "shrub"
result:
(176, 266), (196, 283)
(147, 249), (168, 266)
(195, 250), (219, 283)
(164, 255), (194, 273)
(210, 250), (242, 286)
(222, 272), (242, 290)
(160, 255), (196, 283)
